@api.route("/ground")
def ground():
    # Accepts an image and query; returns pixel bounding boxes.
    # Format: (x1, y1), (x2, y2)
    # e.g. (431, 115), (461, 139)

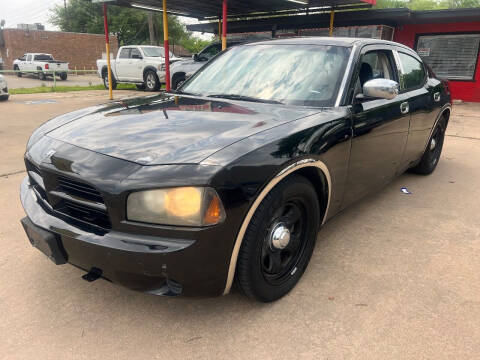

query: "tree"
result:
(374, 0), (479, 9)
(49, 0), (211, 52)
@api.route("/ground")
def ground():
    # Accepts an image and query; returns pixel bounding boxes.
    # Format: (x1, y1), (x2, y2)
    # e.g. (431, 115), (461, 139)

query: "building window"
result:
(416, 34), (480, 81)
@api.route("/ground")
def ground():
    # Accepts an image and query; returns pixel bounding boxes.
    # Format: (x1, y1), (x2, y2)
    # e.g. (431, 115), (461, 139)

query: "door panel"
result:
(343, 94), (410, 208)
(342, 47), (410, 209)
(116, 48), (132, 80)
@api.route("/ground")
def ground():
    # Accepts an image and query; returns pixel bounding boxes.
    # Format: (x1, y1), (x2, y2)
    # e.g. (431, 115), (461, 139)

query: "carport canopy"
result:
(91, 0), (376, 94)
(109, 0), (376, 19)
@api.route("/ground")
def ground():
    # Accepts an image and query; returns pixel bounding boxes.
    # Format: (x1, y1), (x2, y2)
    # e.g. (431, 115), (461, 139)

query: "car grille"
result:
(26, 159), (111, 231)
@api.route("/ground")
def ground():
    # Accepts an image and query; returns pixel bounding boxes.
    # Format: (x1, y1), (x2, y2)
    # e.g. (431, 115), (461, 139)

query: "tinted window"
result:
(34, 54), (53, 61)
(19, 55), (27, 61)
(119, 48), (131, 59)
(131, 48), (142, 59)
(182, 44), (351, 107)
(198, 45), (221, 61)
(398, 52), (426, 91)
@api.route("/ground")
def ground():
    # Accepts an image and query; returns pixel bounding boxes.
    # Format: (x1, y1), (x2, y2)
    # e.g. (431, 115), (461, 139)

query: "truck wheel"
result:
(103, 71), (117, 90)
(172, 73), (186, 90)
(60, 73), (68, 81)
(144, 70), (160, 91)
(38, 72), (46, 81)
(236, 174), (320, 302)
(14, 66), (22, 77)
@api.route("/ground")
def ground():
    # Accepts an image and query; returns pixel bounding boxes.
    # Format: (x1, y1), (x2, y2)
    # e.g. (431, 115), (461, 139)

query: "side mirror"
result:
(361, 79), (399, 100)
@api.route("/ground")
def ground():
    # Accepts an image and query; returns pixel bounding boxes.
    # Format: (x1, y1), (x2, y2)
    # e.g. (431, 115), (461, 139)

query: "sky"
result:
(0, 0), (208, 38)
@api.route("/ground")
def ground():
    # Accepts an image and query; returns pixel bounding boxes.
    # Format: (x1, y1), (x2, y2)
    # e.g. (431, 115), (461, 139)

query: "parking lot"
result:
(2, 73), (103, 89)
(0, 91), (479, 359)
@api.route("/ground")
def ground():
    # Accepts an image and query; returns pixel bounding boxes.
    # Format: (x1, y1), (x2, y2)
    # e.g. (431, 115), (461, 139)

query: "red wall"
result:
(394, 22), (480, 102)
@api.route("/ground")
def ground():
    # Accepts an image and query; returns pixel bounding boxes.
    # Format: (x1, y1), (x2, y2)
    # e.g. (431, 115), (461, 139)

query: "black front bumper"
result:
(20, 177), (231, 297)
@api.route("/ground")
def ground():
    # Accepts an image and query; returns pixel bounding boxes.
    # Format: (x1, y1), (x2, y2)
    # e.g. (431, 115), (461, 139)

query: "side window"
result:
(19, 55), (27, 61)
(26, 55), (32, 61)
(119, 48), (131, 59)
(353, 50), (396, 100)
(131, 48), (142, 59)
(199, 45), (221, 61)
(397, 52), (426, 91)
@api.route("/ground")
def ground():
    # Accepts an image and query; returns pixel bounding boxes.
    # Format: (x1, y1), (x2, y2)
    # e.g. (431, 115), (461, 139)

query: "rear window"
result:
(34, 54), (54, 61)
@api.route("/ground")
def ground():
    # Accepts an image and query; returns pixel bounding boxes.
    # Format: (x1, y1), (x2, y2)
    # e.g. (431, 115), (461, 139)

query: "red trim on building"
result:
(394, 22), (480, 102)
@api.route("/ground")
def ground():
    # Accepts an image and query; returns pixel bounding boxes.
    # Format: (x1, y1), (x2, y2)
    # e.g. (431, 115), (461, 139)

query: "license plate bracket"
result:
(21, 217), (67, 265)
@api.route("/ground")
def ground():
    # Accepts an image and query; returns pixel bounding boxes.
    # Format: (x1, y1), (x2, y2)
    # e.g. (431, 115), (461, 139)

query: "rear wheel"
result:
(60, 73), (68, 81)
(410, 115), (447, 175)
(38, 71), (46, 81)
(136, 84), (146, 91)
(144, 70), (160, 91)
(236, 174), (320, 302)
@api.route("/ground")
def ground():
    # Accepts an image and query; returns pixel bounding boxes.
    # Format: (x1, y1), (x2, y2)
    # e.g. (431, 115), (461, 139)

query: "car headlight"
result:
(127, 187), (226, 226)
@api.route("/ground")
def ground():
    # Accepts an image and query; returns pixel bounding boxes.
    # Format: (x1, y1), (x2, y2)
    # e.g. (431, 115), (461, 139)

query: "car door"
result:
(129, 48), (144, 81)
(395, 50), (438, 168)
(115, 48), (132, 80)
(342, 46), (411, 208)
(24, 54), (33, 72)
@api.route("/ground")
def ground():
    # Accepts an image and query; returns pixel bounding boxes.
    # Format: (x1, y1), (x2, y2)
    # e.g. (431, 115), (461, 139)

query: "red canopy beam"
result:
(222, 0), (227, 51)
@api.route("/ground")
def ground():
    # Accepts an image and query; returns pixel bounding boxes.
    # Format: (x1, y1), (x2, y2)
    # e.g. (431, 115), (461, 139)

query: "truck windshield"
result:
(34, 54), (54, 61)
(141, 47), (174, 58)
(181, 44), (351, 107)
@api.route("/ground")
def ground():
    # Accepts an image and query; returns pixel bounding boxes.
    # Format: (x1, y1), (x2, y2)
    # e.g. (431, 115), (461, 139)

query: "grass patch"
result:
(9, 83), (137, 95)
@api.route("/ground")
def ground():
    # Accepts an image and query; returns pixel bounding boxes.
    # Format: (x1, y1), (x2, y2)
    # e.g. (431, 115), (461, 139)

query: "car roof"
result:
(246, 37), (414, 52)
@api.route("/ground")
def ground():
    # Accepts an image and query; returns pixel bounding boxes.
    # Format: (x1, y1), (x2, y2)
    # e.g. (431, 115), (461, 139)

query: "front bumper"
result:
(157, 70), (166, 83)
(20, 176), (230, 297)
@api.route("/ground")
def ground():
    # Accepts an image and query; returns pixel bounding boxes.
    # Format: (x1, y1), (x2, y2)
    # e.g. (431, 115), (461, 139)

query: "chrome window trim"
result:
(335, 44), (358, 107)
(223, 158), (332, 295)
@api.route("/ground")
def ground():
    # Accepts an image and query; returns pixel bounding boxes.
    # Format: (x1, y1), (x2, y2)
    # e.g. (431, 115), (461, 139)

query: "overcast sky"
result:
(0, 0), (208, 38)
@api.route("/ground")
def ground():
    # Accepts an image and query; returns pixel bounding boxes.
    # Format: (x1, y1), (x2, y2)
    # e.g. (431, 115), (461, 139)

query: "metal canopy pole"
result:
(329, 9), (335, 36)
(103, 3), (113, 100)
(222, 0), (227, 51)
(163, 0), (171, 91)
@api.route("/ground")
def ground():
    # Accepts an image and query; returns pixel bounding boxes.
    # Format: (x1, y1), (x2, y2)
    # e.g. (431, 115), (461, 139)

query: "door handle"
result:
(434, 92), (441, 102)
(400, 102), (410, 114)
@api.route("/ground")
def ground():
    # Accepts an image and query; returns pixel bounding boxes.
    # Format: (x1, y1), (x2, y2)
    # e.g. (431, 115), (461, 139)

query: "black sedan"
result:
(20, 38), (451, 302)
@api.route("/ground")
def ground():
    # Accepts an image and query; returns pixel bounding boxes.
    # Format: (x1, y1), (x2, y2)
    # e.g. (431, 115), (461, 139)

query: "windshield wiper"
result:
(207, 94), (283, 105)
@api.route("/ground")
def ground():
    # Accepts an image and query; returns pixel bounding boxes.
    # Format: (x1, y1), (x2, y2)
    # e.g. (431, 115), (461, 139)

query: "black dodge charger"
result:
(20, 38), (451, 302)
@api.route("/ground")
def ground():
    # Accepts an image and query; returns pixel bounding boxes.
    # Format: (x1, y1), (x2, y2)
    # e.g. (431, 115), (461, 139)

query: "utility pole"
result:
(147, 12), (158, 46)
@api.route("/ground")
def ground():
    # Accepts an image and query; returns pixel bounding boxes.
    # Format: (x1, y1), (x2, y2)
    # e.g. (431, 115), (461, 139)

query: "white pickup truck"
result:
(97, 45), (182, 91)
(13, 53), (69, 80)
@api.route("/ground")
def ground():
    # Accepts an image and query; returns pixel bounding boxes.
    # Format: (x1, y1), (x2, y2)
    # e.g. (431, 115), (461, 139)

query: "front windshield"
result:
(181, 44), (351, 107)
(142, 46), (174, 58)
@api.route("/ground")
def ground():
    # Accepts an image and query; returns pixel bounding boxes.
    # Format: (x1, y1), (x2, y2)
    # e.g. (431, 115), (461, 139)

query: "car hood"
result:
(46, 93), (322, 165)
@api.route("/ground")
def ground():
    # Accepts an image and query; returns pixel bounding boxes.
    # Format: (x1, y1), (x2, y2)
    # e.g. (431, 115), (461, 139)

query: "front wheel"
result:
(144, 70), (160, 91)
(410, 116), (447, 175)
(14, 66), (22, 77)
(172, 73), (186, 90)
(236, 174), (320, 302)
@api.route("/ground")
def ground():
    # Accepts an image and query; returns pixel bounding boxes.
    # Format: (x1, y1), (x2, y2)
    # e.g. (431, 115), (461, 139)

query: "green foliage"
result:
(9, 83), (136, 95)
(49, 0), (211, 53)
(374, 0), (479, 9)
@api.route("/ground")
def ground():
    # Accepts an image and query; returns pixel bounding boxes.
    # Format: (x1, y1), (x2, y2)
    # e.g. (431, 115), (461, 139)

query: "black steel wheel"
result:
(410, 116), (447, 175)
(144, 70), (160, 91)
(236, 174), (320, 302)
(60, 73), (68, 81)
(14, 66), (22, 77)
